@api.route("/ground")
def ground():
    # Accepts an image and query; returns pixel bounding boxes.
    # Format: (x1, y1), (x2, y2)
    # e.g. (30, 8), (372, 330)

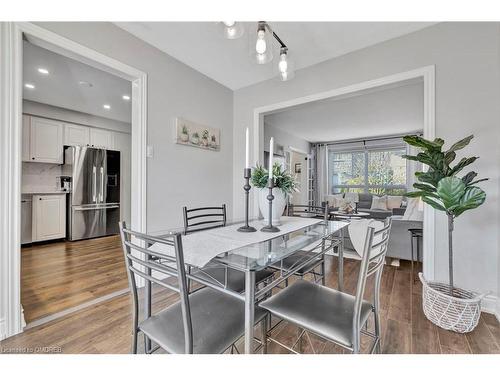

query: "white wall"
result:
(36, 22), (234, 233)
(233, 23), (500, 309)
(23, 100), (131, 134)
(264, 122), (311, 154)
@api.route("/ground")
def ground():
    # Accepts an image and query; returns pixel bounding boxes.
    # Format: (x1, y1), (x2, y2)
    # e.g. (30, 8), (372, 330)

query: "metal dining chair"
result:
(119, 222), (268, 354)
(271, 203), (332, 285)
(261, 217), (392, 354)
(182, 204), (274, 295)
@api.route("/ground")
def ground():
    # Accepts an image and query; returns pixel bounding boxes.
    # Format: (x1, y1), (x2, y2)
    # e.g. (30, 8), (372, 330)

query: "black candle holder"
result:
(238, 168), (257, 232)
(261, 178), (280, 233)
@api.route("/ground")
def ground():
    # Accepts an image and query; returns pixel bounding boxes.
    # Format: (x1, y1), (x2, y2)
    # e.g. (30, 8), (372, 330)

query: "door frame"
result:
(0, 22), (147, 339)
(252, 66), (436, 280)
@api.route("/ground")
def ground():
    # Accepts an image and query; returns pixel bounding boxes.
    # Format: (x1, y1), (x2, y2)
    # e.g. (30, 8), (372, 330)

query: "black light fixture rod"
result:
(260, 21), (288, 49)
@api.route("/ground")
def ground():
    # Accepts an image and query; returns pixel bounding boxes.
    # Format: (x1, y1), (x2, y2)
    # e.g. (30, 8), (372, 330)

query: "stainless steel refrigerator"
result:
(63, 146), (120, 241)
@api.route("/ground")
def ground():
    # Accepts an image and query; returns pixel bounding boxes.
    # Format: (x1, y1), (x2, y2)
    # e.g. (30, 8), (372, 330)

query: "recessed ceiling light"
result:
(24, 83), (35, 89)
(78, 80), (93, 88)
(103, 104), (111, 110)
(37, 68), (49, 75)
(122, 95), (130, 101)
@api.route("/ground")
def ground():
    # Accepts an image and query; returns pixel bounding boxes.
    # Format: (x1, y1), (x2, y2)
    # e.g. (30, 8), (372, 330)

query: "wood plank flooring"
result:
(4, 255), (499, 354)
(21, 235), (128, 323)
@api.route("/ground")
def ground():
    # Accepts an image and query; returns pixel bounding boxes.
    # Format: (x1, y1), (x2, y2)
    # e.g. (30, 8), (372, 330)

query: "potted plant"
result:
(191, 132), (200, 145)
(403, 134), (488, 333)
(251, 163), (298, 225)
(210, 134), (217, 149)
(180, 125), (189, 142)
(201, 129), (209, 147)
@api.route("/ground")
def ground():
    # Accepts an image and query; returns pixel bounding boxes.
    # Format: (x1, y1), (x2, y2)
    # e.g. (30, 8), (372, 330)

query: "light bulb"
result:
(280, 71), (288, 81)
(225, 26), (236, 38)
(223, 21), (235, 27)
(278, 53), (288, 73)
(255, 30), (267, 54)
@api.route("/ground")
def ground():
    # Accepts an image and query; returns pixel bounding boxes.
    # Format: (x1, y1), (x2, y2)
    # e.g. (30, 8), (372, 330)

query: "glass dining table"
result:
(151, 218), (349, 354)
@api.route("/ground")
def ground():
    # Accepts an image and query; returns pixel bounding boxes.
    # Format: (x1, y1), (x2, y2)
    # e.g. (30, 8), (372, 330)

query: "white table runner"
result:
(150, 216), (323, 268)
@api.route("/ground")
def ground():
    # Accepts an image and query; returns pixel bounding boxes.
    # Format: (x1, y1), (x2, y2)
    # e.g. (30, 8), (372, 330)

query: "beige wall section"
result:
(233, 23), (500, 302)
(36, 22), (234, 233)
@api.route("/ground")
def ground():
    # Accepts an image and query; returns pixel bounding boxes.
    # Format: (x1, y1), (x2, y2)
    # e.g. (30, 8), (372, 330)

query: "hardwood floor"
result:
(21, 235), (128, 323)
(4, 255), (499, 354)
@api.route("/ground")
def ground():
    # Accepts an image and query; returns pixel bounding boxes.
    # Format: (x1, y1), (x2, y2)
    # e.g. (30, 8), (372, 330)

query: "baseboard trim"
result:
(481, 294), (498, 320)
(0, 318), (6, 341)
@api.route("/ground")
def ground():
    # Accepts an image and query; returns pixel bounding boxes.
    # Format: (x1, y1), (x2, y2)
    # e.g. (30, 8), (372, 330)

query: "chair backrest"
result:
(288, 202), (329, 221)
(119, 221), (194, 353)
(183, 204), (227, 235)
(351, 217), (393, 345)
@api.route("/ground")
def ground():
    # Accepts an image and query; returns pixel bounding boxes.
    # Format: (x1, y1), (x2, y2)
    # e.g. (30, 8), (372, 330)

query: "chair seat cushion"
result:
(260, 280), (373, 348)
(194, 265), (274, 293)
(271, 251), (323, 276)
(140, 287), (267, 354)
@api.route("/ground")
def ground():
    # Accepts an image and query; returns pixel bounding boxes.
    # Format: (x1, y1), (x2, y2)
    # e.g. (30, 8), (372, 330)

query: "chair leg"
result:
(374, 310), (382, 354)
(320, 259), (326, 286)
(132, 329), (138, 354)
(261, 315), (268, 354)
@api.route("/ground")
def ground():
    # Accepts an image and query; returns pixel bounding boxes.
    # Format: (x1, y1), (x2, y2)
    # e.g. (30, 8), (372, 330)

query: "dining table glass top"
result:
(150, 218), (348, 272)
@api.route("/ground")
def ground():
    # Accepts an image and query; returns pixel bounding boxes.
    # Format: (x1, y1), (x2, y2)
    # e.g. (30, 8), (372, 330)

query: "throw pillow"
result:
(370, 195), (388, 210)
(402, 197), (424, 221)
(386, 195), (403, 210)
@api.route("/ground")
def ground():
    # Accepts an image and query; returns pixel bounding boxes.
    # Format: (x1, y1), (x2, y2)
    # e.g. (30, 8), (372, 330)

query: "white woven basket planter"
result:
(419, 273), (488, 333)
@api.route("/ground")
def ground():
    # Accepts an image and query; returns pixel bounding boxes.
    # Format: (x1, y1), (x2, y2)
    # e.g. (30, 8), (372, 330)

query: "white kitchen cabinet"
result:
(64, 123), (90, 146)
(32, 194), (66, 242)
(89, 128), (114, 149)
(29, 117), (64, 164)
(22, 115), (31, 162)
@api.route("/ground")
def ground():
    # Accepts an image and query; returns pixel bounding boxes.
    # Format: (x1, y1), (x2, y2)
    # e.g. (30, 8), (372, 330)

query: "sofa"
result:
(324, 192), (405, 219)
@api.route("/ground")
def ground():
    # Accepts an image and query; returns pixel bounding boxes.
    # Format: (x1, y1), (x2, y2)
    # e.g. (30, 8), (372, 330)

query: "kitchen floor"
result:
(21, 235), (128, 324)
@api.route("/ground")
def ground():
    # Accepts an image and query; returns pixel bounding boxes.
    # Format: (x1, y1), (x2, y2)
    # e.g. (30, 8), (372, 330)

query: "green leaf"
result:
(406, 191), (432, 198)
(452, 186), (486, 217)
(447, 135), (474, 153)
(436, 177), (466, 210)
(450, 157), (479, 175)
(444, 151), (456, 166)
(422, 196), (447, 212)
(412, 183), (437, 193)
(461, 171), (477, 185)
(403, 135), (444, 151)
(468, 178), (488, 186)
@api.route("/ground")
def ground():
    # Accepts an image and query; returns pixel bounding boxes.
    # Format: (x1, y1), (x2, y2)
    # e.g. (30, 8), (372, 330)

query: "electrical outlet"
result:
(146, 145), (154, 158)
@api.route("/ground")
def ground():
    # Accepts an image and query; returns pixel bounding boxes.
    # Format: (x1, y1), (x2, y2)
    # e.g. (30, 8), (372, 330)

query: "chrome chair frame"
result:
(272, 203), (332, 286)
(262, 217), (393, 354)
(119, 222), (268, 354)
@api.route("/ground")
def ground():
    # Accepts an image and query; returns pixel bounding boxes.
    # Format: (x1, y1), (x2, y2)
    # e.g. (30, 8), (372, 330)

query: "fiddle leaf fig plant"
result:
(402, 134), (487, 293)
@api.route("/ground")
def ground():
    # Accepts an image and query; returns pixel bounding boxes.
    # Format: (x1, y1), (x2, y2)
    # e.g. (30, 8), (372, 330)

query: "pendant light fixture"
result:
(250, 21), (274, 64)
(220, 21), (294, 81)
(221, 21), (244, 39)
(276, 47), (295, 81)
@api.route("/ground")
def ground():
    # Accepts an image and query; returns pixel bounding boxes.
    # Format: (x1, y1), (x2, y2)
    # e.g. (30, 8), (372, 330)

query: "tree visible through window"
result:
(328, 147), (407, 195)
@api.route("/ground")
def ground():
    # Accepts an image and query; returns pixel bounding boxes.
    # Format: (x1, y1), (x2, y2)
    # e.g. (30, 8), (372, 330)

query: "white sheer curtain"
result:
(315, 144), (328, 206)
(406, 143), (422, 192)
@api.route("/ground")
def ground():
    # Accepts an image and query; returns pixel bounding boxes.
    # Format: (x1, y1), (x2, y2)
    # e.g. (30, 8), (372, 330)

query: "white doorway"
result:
(0, 22), (147, 339)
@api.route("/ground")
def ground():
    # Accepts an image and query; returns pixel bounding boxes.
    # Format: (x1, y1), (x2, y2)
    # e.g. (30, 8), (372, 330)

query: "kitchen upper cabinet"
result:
(32, 194), (66, 242)
(22, 115), (31, 162)
(89, 128), (114, 149)
(64, 123), (90, 146)
(29, 117), (64, 164)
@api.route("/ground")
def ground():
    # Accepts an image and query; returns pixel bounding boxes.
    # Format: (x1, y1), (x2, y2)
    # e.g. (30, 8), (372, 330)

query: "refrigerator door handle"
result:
(92, 165), (97, 202)
(100, 166), (104, 202)
(74, 205), (120, 211)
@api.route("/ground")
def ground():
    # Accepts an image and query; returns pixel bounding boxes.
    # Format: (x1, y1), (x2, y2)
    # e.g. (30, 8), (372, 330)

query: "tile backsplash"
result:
(22, 162), (62, 193)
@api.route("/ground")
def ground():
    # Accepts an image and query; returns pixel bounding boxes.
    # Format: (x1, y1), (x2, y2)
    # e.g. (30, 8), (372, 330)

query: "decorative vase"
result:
(191, 135), (199, 145)
(258, 188), (287, 226)
(180, 133), (189, 142)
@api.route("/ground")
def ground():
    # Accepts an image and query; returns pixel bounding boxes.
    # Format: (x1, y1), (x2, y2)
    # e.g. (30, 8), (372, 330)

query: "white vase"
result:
(258, 188), (287, 226)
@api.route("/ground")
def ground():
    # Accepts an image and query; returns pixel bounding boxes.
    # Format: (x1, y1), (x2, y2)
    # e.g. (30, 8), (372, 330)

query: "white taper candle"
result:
(269, 137), (274, 180)
(245, 127), (249, 169)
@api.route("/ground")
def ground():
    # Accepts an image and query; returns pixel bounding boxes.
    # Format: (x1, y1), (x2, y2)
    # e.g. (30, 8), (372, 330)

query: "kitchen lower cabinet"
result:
(32, 194), (66, 242)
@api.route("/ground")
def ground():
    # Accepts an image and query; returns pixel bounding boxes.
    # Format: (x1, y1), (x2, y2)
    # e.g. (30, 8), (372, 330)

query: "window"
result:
(328, 146), (407, 195)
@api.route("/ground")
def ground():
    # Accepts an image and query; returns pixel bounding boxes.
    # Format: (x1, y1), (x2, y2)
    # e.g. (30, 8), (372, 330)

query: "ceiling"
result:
(115, 22), (435, 90)
(23, 40), (131, 123)
(264, 79), (424, 143)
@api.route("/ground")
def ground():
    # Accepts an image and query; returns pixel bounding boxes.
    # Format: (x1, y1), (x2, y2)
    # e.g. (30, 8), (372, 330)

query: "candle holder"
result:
(261, 178), (280, 233)
(238, 168), (257, 232)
